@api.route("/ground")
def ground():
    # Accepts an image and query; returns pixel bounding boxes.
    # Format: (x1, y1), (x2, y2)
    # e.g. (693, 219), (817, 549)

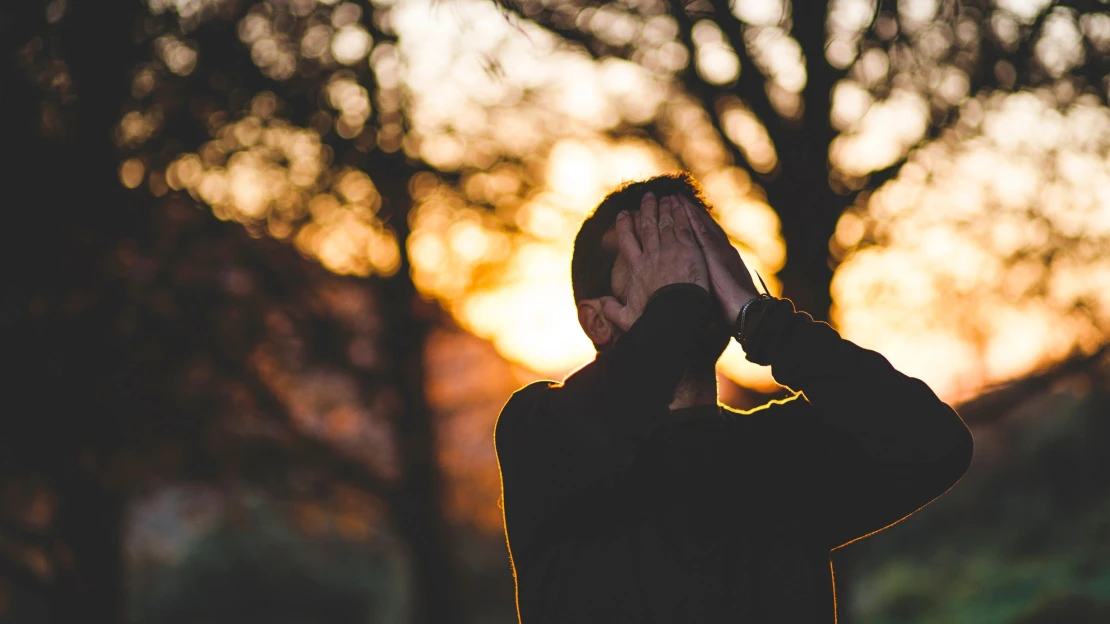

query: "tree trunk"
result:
(50, 482), (126, 624)
(384, 278), (466, 624)
(765, 0), (845, 324)
(374, 160), (466, 624)
(765, 168), (844, 324)
(46, 5), (142, 624)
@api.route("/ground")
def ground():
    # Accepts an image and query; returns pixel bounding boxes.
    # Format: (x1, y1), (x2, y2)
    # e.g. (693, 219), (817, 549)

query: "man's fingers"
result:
(682, 200), (714, 250)
(657, 196), (677, 244)
(672, 196), (697, 246)
(638, 191), (660, 253)
(599, 296), (633, 332)
(614, 210), (641, 261)
(689, 198), (730, 245)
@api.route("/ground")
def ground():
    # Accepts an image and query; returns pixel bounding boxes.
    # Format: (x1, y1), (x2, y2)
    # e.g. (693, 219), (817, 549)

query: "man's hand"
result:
(600, 192), (710, 331)
(679, 195), (760, 322)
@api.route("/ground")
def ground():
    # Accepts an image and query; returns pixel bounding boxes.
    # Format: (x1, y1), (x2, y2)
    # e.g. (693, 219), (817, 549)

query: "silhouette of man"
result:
(495, 172), (973, 623)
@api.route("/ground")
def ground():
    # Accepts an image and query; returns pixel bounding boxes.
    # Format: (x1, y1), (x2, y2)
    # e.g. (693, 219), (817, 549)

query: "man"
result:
(494, 172), (974, 623)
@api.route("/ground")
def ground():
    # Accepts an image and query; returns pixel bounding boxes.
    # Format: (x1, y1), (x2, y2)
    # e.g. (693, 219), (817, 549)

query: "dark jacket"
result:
(495, 284), (974, 623)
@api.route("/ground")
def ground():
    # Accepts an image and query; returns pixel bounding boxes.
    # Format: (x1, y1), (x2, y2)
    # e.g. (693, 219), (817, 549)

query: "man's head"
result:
(571, 172), (729, 363)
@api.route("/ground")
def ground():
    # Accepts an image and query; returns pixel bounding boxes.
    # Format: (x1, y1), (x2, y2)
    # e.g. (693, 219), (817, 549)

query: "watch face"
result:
(737, 296), (774, 343)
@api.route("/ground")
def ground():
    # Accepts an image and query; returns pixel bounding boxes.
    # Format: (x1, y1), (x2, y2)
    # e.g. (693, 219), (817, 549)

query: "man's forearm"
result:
(740, 296), (972, 465)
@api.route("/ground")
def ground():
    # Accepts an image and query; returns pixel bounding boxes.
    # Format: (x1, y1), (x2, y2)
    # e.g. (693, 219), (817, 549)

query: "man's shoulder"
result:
(494, 380), (558, 451)
(495, 358), (603, 443)
(497, 380), (558, 421)
(512, 379), (559, 400)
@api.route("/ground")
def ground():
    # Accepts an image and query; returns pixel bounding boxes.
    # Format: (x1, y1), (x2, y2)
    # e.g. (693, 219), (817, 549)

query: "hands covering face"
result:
(599, 192), (710, 332)
(678, 195), (761, 322)
(601, 192), (761, 332)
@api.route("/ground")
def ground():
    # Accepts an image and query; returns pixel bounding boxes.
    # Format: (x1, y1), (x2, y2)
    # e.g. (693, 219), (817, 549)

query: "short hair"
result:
(571, 171), (712, 303)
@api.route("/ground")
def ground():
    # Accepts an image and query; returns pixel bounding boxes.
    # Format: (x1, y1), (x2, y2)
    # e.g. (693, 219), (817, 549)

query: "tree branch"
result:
(231, 350), (399, 499)
(666, 0), (761, 181)
(704, 0), (789, 154)
(489, 0), (610, 61)
(955, 342), (1110, 423)
(864, 0), (1105, 192)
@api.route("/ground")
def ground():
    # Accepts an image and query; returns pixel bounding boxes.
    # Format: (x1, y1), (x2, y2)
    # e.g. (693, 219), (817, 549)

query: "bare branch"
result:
(955, 342), (1110, 423)
(704, 0), (789, 152)
(488, 0), (611, 61)
(666, 0), (761, 181)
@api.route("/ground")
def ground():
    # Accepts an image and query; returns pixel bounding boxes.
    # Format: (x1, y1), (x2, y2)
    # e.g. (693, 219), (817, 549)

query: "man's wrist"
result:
(737, 296), (805, 366)
(725, 293), (759, 322)
(732, 293), (773, 344)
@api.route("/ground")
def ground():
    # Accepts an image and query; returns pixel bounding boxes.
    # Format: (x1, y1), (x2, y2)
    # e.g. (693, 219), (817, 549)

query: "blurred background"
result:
(1, 0), (1109, 622)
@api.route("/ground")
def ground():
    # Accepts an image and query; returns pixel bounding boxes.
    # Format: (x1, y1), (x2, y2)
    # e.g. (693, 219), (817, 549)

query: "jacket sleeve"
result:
(495, 284), (721, 554)
(738, 297), (974, 551)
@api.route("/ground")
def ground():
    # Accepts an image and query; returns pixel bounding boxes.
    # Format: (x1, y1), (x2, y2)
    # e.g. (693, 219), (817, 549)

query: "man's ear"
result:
(577, 299), (615, 349)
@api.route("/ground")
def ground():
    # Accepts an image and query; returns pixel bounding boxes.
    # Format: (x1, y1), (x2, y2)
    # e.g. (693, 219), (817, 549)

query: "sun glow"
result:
(834, 90), (1110, 403)
(407, 136), (786, 392)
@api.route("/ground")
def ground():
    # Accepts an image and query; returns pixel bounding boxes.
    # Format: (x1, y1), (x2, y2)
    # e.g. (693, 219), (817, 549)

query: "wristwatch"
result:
(733, 293), (772, 344)
(732, 269), (774, 345)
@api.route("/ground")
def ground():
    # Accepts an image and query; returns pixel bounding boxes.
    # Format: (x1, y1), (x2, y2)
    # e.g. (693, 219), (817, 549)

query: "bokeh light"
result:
(407, 135), (784, 390)
(12, 0), (1110, 619)
(116, 0), (1110, 407)
(164, 93), (399, 277)
(833, 89), (1110, 403)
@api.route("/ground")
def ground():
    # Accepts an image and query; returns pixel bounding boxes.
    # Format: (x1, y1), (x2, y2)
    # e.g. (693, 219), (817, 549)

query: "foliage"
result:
(5, 0), (1110, 622)
(1, 0), (459, 621)
(492, 0), (1110, 396)
(835, 370), (1110, 623)
(130, 493), (410, 624)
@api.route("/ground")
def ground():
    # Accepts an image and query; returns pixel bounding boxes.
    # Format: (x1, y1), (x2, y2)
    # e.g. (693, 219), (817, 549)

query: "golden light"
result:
(692, 20), (740, 85)
(121, 0), (1110, 546)
(827, 0), (875, 67)
(301, 24), (332, 59)
(1035, 10), (1084, 77)
(167, 93), (398, 278)
(833, 90), (1110, 403)
(718, 98), (779, 173)
(154, 34), (198, 76)
(460, 243), (593, 374)
(830, 80), (873, 130)
(830, 88), (930, 176)
(410, 138), (670, 378)
(390, 0), (674, 174)
(407, 133), (786, 393)
(747, 26), (807, 93)
(331, 24), (372, 65)
(226, 152), (273, 218)
(238, 8), (299, 80)
(119, 158), (146, 189)
(117, 110), (160, 148)
(731, 0), (786, 25)
(154, 0), (793, 395)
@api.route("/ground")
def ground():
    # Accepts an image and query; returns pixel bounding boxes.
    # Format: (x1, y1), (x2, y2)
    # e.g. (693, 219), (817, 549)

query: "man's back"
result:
(495, 286), (973, 623)
(498, 384), (837, 623)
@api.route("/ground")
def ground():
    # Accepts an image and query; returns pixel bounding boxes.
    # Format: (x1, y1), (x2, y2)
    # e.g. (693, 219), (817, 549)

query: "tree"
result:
(486, 0), (1110, 322)
(0, 1), (464, 622)
(6, 0), (1110, 619)
(833, 344), (1110, 622)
